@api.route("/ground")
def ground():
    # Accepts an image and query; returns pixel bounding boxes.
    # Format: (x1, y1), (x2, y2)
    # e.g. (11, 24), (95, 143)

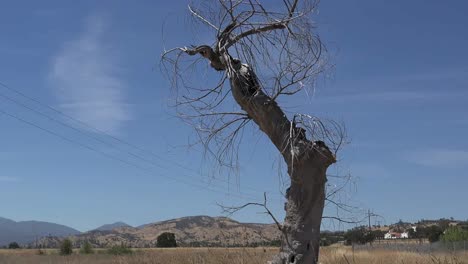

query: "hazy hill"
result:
(371, 218), (466, 232)
(94, 222), (132, 231)
(35, 216), (280, 248)
(0, 217), (80, 246)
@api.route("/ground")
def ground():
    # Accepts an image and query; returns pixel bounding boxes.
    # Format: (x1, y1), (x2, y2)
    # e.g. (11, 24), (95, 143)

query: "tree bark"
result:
(226, 60), (335, 264)
(271, 156), (330, 264)
(183, 46), (335, 263)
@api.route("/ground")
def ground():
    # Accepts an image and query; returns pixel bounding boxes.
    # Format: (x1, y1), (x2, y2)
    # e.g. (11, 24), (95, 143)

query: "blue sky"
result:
(0, 0), (467, 232)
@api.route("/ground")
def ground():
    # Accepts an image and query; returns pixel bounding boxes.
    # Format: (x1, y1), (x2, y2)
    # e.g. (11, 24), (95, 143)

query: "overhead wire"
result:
(0, 81), (283, 202)
(0, 81), (280, 197)
(0, 106), (263, 201)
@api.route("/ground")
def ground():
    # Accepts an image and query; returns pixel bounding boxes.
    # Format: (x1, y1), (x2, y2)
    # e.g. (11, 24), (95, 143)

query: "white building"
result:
(384, 226), (416, 239)
(384, 231), (409, 239)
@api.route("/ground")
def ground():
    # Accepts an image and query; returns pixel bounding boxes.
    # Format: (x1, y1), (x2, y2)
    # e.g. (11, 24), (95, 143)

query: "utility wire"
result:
(0, 91), (168, 170)
(0, 106), (261, 201)
(0, 81), (281, 197)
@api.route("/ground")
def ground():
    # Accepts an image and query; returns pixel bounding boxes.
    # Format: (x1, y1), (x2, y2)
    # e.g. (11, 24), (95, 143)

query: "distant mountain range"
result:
(32, 216), (281, 248)
(3, 215), (465, 248)
(94, 222), (132, 231)
(0, 217), (80, 246)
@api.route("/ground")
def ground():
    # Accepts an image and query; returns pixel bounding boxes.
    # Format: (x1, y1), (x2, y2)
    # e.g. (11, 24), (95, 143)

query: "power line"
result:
(0, 81), (280, 197)
(0, 82), (217, 176)
(0, 106), (262, 201)
(0, 91), (165, 170)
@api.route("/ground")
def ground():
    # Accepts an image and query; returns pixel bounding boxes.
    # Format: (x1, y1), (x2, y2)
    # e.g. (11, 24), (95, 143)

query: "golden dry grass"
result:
(321, 247), (468, 264)
(0, 247), (467, 264)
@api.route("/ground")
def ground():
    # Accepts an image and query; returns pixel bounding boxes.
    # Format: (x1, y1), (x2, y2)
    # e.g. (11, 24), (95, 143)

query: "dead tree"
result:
(162, 1), (345, 263)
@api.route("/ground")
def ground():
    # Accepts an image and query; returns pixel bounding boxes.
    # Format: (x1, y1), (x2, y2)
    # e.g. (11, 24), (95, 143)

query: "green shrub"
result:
(107, 243), (132, 255)
(344, 227), (375, 245)
(80, 241), (94, 254)
(441, 227), (468, 242)
(8, 242), (20, 249)
(59, 239), (73, 255)
(427, 226), (443, 243)
(156, 232), (177, 248)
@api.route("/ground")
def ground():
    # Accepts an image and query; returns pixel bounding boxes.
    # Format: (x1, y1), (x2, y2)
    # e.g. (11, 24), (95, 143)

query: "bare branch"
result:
(188, 5), (220, 32)
(219, 192), (283, 231)
(162, 1), (351, 262)
(225, 22), (287, 49)
(322, 216), (362, 225)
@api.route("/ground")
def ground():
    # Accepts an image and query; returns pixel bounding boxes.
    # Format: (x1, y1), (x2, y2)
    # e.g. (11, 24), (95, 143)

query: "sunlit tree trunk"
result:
(227, 60), (335, 263)
(163, 1), (341, 262)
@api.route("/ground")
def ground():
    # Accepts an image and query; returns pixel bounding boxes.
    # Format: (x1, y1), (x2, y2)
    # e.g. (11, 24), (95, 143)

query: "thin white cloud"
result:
(0, 176), (20, 183)
(397, 67), (468, 82)
(316, 90), (427, 104)
(49, 14), (130, 134)
(404, 149), (468, 168)
(350, 163), (392, 180)
(312, 66), (468, 105)
(452, 119), (468, 126)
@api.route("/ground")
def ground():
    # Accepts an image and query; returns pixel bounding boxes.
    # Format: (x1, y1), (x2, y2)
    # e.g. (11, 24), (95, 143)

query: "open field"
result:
(0, 247), (467, 264)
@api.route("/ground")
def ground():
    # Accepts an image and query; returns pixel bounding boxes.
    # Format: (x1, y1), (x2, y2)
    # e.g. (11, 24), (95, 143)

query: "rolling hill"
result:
(93, 222), (132, 231)
(34, 216), (280, 248)
(0, 217), (80, 246)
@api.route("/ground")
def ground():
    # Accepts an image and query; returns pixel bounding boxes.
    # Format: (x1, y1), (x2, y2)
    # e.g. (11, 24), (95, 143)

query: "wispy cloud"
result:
(49, 14), (130, 134)
(312, 66), (468, 105)
(404, 149), (468, 168)
(0, 176), (20, 183)
(350, 162), (392, 180)
(316, 90), (427, 104)
(397, 67), (468, 83)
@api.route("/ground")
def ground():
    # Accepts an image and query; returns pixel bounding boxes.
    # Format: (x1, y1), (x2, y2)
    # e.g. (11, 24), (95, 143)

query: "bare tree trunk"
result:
(272, 159), (328, 263)
(162, 3), (341, 260)
(228, 61), (335, 264)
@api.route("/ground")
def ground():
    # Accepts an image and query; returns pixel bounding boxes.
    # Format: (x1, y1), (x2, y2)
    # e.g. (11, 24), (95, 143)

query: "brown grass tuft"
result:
(0, 247), (467, 264)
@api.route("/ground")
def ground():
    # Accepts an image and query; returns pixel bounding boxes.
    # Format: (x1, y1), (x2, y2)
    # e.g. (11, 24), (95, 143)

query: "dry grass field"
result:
(0, 247), (467, 264)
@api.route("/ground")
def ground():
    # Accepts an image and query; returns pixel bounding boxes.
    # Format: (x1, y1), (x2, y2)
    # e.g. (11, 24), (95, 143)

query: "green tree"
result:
(8, 242), (20, 249)
(320, 231), (345, 246)
(156, 232), (177, 248)
(344, 227), (375, 245)
(441, 227), (468, 242)
(427, 226), (443, 243)
(107, 243), (132, 255)
(59, 239), (73, 255)
(414, 226), (426, 239)
(79, 241), (94, 254)
(371, 230), (386, 240)
(438, 219), (451, 230)
(413, 225), (442, 242)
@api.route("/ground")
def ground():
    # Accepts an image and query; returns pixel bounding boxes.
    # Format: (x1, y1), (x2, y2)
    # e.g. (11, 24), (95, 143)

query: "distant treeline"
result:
(343, 220), (468, 246)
